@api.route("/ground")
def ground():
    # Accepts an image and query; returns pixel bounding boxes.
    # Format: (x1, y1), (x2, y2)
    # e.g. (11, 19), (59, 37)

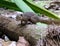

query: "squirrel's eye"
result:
(20, 14), (23, 16)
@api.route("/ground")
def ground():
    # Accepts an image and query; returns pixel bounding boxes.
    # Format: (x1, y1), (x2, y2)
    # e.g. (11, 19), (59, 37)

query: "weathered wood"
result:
(39, 17), (60, 25)
(0, 16), (48, 46)
(0, 15), (60, 46)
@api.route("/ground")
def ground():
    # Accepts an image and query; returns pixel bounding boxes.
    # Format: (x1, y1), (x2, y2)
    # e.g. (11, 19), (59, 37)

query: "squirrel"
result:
(16, 12), (40, 25)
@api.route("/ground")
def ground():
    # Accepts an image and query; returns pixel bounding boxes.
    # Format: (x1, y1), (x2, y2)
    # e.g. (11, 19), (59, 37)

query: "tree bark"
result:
(0, 15), (60, 46)
(39, 17), (60, 25)
(0, 16), (48, 46)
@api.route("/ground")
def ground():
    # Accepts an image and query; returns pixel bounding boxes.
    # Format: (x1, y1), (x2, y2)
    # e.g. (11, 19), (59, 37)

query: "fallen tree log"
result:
(39, 17), (60, 25)
(0, 15), (60, 46)
(0, 15), (48, 46)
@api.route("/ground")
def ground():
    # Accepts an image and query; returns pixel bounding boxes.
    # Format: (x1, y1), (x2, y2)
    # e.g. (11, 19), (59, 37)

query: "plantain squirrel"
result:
(16, 12), (40, 25)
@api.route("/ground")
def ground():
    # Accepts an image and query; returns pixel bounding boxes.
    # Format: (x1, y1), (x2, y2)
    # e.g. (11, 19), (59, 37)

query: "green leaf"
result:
(23, 0), (60, 19)
(12, 0), (34, 13)
(0, 0), (22, 11)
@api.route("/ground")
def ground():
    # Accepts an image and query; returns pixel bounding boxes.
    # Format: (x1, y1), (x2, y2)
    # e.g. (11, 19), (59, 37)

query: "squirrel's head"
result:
(16, 14), (23, 21)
